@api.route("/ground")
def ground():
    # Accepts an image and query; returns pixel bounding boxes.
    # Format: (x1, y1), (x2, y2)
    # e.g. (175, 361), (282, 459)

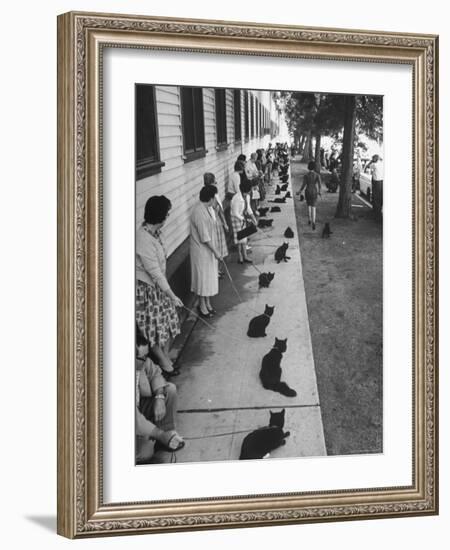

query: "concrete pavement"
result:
(169, 169), (327, 463)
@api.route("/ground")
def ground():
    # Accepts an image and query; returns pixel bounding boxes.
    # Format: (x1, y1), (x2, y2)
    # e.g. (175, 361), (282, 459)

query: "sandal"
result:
(155, 431), (185, 452)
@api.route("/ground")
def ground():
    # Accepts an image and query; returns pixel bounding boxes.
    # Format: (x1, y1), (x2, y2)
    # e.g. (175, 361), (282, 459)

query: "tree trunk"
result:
(298, 134), (306, 155)
(314, 132), (321, 173)
(301, 131), (312, 163)
(335, 95), (356, 218)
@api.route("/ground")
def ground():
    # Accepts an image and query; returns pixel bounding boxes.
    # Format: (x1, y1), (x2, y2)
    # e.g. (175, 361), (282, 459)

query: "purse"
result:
(237, 222), (257, 241)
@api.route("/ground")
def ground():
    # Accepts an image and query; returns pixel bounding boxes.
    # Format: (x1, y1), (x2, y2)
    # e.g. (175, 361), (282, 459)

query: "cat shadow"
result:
(25, 515), (56, 533)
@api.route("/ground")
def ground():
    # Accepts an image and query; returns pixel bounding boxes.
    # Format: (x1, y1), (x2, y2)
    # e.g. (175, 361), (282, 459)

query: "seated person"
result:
(135, 326), (185, 463)
(327, 168), (340, 193)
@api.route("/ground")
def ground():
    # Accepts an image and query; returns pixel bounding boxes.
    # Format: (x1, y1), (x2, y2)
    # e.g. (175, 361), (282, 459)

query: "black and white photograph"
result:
(134, 85), (383, 465)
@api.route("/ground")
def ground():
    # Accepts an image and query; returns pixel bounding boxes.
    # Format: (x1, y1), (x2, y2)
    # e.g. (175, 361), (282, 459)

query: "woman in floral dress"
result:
(136, 195), (183, 375)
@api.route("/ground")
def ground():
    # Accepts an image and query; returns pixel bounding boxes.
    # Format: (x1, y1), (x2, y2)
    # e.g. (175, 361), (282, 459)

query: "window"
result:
(260, 103), (263, 137)
(135, 84), (165, 180)
(233, 89), (242, 142)
(244, 91), (249, 141)
(181, 86), (206, 162)
(215, 88), (227, 149)
(250, 94), (254, 138)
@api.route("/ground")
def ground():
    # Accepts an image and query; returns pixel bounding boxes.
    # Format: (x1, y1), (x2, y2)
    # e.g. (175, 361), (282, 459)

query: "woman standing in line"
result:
(136, 195), (183, 376)
(190, 185), (223, 318)
(299, 160), (322, 230)
(203, 172), (228, 278)
(230, 180), (256, 264)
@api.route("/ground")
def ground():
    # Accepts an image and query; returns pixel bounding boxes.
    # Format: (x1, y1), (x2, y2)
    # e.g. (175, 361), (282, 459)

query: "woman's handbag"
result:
(237, 222), (257, 241)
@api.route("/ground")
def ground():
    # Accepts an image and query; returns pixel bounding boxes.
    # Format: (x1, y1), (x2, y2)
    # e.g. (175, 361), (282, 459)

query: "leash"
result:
(181, 304), (244, 344)
(220, 260), (247, 304)
(220, 261), (272, 316)
(165, 427), (256, 463)
(183, 428), (254, 441)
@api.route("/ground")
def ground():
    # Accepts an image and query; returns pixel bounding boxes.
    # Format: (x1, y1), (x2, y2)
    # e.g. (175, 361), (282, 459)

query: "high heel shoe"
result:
(197, 306), (213, 319)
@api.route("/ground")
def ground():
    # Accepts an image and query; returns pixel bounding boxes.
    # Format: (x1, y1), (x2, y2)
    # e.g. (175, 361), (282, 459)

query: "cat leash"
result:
(183, 428), (254, 441)
(180, 304), (244, 344)
(220, 261), (270, 317)
(166, 427), (256, 464)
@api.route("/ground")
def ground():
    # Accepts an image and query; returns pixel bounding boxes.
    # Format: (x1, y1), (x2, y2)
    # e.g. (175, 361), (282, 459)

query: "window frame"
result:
(250, 93), (254, 139)
(215, 88), (228, 151)
(135, 84), (165, 180)
(233, 89), (242, 144)
(180, 86), (207, 163)
(244, 90), (249, 142)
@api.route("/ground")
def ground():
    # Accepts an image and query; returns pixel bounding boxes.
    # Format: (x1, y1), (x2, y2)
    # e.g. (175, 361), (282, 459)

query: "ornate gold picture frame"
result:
(57, 11), (438, 538)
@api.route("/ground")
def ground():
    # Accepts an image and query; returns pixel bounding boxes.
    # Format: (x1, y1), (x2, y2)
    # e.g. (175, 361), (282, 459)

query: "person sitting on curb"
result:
(327, 168), (340, 193)
(135, 326), (185, 464)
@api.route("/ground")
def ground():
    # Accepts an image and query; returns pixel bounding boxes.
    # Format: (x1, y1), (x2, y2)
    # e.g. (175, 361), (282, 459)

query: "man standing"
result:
(368, 154), (384, 219)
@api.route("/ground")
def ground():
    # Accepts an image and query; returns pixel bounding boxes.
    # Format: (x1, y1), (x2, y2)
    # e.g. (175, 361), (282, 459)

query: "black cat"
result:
(270, 197), (287, 204)
(257, 218), (274, 228)
(259, 338), (297, 397)
(247, 304), (275, 337)
(270, 206), (281, 213)
(284, 227), (294, 238)
(280, 183), (288, 191)
(322, 222), (332, 238)
(275, 185), (281, 195)
(275, 242), (291, 263)
(258, 207), (269, 217)
(258, 272), (275, 288)
(239, 409), (290, 460)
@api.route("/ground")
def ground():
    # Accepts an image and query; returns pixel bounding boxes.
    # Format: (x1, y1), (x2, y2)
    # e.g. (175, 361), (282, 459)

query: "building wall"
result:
(136, 86), (281, 259)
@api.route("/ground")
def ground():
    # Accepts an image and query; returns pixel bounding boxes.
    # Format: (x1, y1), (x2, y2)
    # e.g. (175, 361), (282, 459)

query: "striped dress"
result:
(211, 196), (228, 258)
(230, 193), (248, 244)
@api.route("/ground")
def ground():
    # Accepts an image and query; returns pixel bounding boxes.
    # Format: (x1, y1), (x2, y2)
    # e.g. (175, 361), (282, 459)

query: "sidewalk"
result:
(170, 169), (327, 464)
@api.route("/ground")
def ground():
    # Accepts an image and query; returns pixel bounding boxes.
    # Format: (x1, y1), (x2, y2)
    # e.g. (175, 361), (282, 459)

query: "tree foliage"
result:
(279, 91), (383, 218)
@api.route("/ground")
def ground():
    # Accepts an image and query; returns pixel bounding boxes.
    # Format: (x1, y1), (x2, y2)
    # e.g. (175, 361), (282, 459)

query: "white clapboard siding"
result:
(203, 88), (216, 153)
(226, 89), (234, 145)
(159, 135), (181, 150)
(136, 86), (284, 257)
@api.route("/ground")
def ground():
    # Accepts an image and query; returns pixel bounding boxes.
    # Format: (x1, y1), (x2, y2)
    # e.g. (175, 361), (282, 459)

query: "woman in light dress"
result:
(190, 185), (223, 318)
(230, 180), (256, 264)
